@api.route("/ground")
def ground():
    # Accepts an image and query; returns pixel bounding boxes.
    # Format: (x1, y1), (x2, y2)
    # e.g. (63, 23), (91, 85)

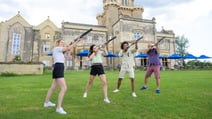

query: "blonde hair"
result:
(56, 39), (64, 46)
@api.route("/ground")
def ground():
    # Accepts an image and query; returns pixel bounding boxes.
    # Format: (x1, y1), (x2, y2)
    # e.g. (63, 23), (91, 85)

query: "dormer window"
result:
(45, 33), (50, 39)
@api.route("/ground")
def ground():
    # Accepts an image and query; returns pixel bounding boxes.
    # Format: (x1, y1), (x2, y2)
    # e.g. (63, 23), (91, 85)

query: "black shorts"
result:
(90, 64), (105, 76)
(52, 63), (64, 79)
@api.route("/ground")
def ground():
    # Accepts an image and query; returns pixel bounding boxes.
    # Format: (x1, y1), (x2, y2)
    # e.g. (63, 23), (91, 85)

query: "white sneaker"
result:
(132, 92), (137, 97)
(44, 101), (56, 107)
(56, 107), (67, 115)
(104, 98), (110, 103)
(113, 89), (119, 93)
(83, 93), (87, 98)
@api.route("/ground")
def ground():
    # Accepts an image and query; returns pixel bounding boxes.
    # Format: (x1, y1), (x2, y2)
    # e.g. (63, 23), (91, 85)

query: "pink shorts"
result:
(145, 65), (160, 79)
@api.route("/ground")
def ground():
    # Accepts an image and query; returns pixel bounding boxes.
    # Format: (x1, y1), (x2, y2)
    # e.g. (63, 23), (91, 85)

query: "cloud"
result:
(0, 0), (212, 58)
(0, 0), (102, 26)
(135, 0), (193, 8)
(134, 0), (212, 58)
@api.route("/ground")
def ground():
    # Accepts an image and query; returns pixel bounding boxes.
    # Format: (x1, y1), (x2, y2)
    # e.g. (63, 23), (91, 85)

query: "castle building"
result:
(0, 12), (61, 67)
(62, 0), (175, 69)
(0, 0), (176, 69)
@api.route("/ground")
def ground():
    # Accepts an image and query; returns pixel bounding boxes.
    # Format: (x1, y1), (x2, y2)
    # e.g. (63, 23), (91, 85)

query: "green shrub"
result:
(0, 72), (18, 76)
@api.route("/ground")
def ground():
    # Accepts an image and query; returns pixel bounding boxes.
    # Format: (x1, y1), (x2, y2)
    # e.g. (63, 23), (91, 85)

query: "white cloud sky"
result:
(0, 0), (212, 60)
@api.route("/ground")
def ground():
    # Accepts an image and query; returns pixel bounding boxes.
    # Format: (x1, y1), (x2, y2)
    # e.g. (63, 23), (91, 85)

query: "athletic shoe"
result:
(56, 107), (67, 115)
(132, 92), (137, 97)
(113, 89), (119, 93)
(44, 101), (55, 107)
(140, 86), (147, 90)
(83, 92), (87, 98)
(156, 89), (160, 94)
(104, 98), (110, 103)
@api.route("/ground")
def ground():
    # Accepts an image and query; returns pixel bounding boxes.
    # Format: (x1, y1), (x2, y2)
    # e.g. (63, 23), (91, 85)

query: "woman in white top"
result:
(83, 44), (110, 103)
(44, 39), (80, 114)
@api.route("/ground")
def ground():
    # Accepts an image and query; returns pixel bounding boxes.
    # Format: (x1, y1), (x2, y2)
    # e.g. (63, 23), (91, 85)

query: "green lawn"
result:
(0, 70), (212, 119)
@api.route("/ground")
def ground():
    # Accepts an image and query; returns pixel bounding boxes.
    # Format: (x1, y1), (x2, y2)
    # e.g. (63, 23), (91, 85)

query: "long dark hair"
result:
(88, 44), (96, 57)
(121, 41), (129, 50)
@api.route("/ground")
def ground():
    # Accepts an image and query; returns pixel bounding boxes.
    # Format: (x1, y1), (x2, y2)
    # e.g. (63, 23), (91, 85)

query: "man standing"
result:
(140, 43), (161, 94)
(113, 41), (138, 97)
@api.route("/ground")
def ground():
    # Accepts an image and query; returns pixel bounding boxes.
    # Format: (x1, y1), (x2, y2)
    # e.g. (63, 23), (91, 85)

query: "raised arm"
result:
(155, 43), (160, 54)
(62, 38), (81, 52)
(101, 46), (108, 57)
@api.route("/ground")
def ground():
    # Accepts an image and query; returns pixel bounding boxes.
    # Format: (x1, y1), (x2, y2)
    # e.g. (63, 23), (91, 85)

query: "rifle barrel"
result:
(70, 28), (93, 45)
(79, 28), (93, 38)
(105, 36), (116, 45)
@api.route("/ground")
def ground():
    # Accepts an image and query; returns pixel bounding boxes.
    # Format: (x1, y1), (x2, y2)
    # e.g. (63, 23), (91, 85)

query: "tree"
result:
(175, 35), (189, 67)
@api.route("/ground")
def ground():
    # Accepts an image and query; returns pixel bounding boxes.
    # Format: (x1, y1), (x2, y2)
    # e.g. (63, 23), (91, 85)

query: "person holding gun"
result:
(44, 38), (81, 114)
(83, 44), (110, 103)
(113, 41), (138, 97)
(140, 43), (161, 94)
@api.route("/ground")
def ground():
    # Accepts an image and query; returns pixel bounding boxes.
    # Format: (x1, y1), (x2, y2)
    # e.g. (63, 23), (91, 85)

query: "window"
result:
(111, 0), (116, 2)
(45, 33), (50, 39)
(43, 45), (51, 52)
(12, 33), (21, 55)
(98, 36), (104, 45)
(87, 36), (93, 44)
(122, 0), (128, 6)
(133, 32), (142, 40)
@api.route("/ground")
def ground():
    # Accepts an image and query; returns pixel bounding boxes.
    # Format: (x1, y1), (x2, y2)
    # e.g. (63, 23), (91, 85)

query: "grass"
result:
(0, 70), (212, 119)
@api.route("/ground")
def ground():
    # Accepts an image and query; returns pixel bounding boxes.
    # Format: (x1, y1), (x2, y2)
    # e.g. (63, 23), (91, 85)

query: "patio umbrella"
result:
(159, 55), (164, 59)
(197, 55), (211, 59)
(135, 53), (163, 59)
(183, 53), (197, 59)
(135, 53), (148, 58)
(76, 50), (89, 57)
(47, 52), (53, 56)
(105, 51), (119, 58)
(76, 50), (89, 69)
(168, 53), (182, 59)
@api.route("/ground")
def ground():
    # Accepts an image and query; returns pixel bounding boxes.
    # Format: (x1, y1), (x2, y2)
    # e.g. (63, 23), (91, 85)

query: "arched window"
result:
(12, 33), (21, 55)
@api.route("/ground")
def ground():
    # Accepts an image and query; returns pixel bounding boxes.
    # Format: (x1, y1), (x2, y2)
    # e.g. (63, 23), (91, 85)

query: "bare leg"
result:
(144, 76), (149, 87)
(117, 78), (123, 89)
(130, 78), (135, 93)
(45, 79), (58, 103)
(84, 75), (95, 93)
(56, 78), (67, 108)
(156, 78), (160, 89)
(99, 74), (108, 99)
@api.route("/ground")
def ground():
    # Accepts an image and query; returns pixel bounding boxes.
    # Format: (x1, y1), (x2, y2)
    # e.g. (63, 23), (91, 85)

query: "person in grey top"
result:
(44, 38), (81, 114)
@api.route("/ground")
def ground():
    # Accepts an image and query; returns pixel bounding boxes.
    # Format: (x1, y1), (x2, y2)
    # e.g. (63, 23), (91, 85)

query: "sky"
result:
(0, 0), (212, 60)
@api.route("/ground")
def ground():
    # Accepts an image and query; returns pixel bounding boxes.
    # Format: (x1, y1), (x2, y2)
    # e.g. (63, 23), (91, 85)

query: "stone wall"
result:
(0, 63), (44, 75)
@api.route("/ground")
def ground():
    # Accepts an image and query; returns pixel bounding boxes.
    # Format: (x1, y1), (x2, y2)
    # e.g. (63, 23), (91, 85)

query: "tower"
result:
(97, 0), (144, 35)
